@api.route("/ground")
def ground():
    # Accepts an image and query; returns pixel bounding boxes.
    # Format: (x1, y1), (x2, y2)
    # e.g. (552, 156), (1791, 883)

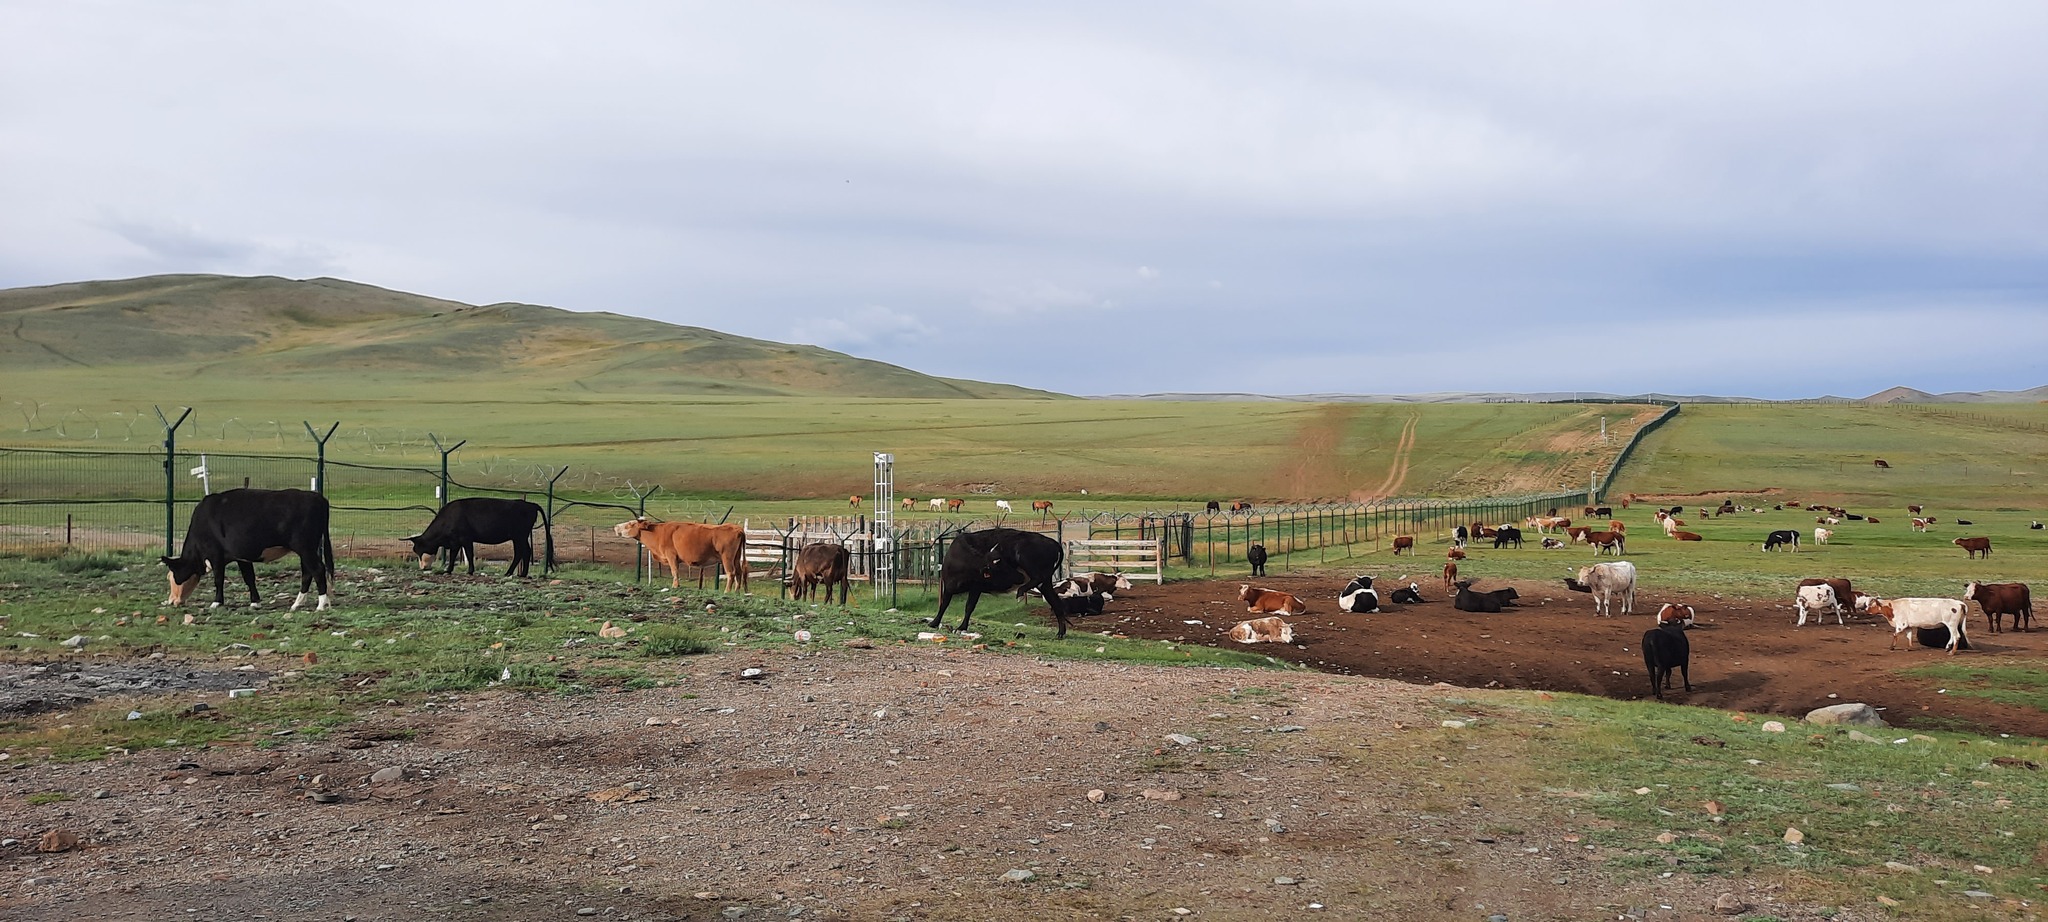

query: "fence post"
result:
(627, 484), (658, 583)
(544, 466), (567, 574)
(155, 405), (192, 555)
(304, 421), (339, 493)
(429, 433), (465, 509)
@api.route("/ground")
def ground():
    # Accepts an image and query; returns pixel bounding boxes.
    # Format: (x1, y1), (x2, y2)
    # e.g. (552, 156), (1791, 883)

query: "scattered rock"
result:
(1655, 832), (1677, 844)
(1847, 730), (1884, 744)
(1273, 876), (1297, 885)
(36, 829), (80, 853)
(842, 638), (874, 649)
(1964, 890), (1994, 900)
(1991, 756), (2041, 770)
(1884, 861), (1918, 872)
(1761, 721), (1786, 733)
(1264, 818), (1287, 834)
(1086, 789), (1107, 803)
(1712, 893), (1746, 914)
(1703, 800), (1724, 815)
(1826, 782), (1862, 792)
(369, 766), (407, 784)
(1804, 703), (1887, 727)
(1001, 869), (1035, 883)
(1442, 720), (1468, 729)
(1782, 827), (1805, 845)
(1164, 733), (1198, 747)
(1877, 896), (1900, 907)
(60, 635), (87, 649)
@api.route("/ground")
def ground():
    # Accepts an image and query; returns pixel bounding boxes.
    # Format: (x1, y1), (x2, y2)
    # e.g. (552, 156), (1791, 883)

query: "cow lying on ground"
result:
(1247, 543), (1269, 576)
(407, 497), (542, 576)
(1228, 616), (1293, 644)
(1795, 583), (1844, 626)
(1641, 622), (1692, 699)
(1452, 579), (1518, 613)
(1062, 592), (1110, 616)
(1964, 581), (2032, 633)
(1338, 575), (1379, 613)
(1540, 537), (1566, 549)
(791, 542), (852, 604)
(1671, 531), (1703, 542)
(1763, 530), (1800, 552)
(1953, 537), (1992, 558)
(163, 487), (335, 612)
(1868, 597), (1969, 653)
(1241, 584), (1307, 615)
(931, 527), (1069, 636)
(1563, 560), (1635, 616)
(614, 517), (750, 592)
(1387, 583), (1425, 605)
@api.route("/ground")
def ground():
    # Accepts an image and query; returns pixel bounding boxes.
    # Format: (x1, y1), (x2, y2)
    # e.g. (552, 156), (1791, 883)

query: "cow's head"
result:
(404, 533), (437, 570)
(613, 517), (652, 539)
(1111, 573), (1133, 591)
(161, 556), (206, 605)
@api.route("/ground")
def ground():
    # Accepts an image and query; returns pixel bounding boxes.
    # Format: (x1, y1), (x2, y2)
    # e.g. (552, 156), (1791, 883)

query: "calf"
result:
(1911, 517), (1930, 532)
(1762, 530), (1800, 552)
(615, 518), (750, 592)
(1247, 543), (1269, 577)
(1963, 581), (2032, 633)
(1446, 546), (1468, 560)
(1907, 504), (1923, 515)
(1228, 616), (1294, 644)
(1813, 527), (1833, 545)
(1656, 603), (1695, 627)
(1953, 536), (1992, 559)
(930, 527), (1069, 636)
(2030, 520), (2043, 530)
(1492, 526), (1523, 549)
(1564, 560), (1635, 616)
(1391, 535), (1416, 555)
(1540, 537), (1566, 549)
(1868, 598), (1968, 653)
(1452, 579), (1518, 613)
(1388, 583), (1425, 605)
(406, 497), (542, 577)
(790, 542), (852, 604)
(1671, 531), (1703, 542)
(1795, 583), (1844, 626)
(1240, 584), (1307, 615)
(1586, 531), (1625, 555)
(1073, 571), (1133, 594)
(1641, 623), (1692, 699)
(1062, 591), (1109, 617)
(162, 488), (334, 612)
(1338, 575), (1380, 613)
(1440, 559), (1458, 595)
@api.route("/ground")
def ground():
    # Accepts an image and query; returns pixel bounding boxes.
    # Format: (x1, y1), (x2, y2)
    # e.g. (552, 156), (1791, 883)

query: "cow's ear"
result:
(403, 534), (423, 542)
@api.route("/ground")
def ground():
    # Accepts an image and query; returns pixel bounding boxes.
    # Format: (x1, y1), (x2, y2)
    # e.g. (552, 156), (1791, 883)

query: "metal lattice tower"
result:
(872, 452), (894, 599)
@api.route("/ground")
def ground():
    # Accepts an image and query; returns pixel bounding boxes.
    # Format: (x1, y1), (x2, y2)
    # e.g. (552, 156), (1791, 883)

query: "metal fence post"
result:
(155, 406), (192, 555)
(429, 433), (465, 509)
(544, 466), (567, 574)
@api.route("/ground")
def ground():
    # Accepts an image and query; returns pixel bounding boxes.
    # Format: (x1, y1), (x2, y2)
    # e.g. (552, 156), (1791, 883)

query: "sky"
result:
(4, 2), (2045, 399)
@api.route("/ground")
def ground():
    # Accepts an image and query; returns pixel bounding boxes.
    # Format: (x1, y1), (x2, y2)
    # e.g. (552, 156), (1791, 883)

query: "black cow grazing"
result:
(1452, 525), (1468, 548)
(1205, 500), (1222, 514)
(1592, 506), (1613, 518)
(1247, 543), (1268, 577)
(1641, 623), (1691, 699)
(1453, 579), (1518, 613)
(931, 528), (1069, 637)
(1492, 526), (1523, 549)
(1388, 583), (1425, 605)
(163, 488), (334, 612)
(1763, 530), (1800, 552)
(1844, 513), (1864, 521)
(407, 497), (543, 576)
(791, 542), (853, 604)
(1668, 505), (1684, 515)
(1337, 575), (1379, 613)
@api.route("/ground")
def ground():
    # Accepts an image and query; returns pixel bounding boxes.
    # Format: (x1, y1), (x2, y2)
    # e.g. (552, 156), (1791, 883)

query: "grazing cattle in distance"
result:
(1441, 559), (1458, 595)
(614, 518), (751, 592)
(2031, 520), (2044, 530)
(1247, 543), (1269, 577)
(1231, 501), (1254, 512)
(1607, 521), (1626, 535)
(1656, 603), (1695, 627)
(1586, 531), (1625, 556)
(1540, 537), (1566, 549)
(1954, 536), (1993, 559)
(931, 528), (1069, 637)
(1228, 616), (1294, 644)
(1388, 583), (1425, 604)
(1813, 527), (1833, 545)
(1866, 516), (1880, 524)
(1338, 575), (1380, 613)
(994, 499), (1014, 514)
(1762, 530), (1800, 552)
(1472, 525), (1499, 540)
(1964, 581), (2032, 633)
(1240, 584), (1307, 614)
(1526, 515), (1570, 533)
(1205, 500), (1222, 514)
(1391, 535), (1416, 555)
(790, 542), (852, 605)
(1911, 517), (1931, 532)
(1671, 531), (1704, 542)
(1452, 579), (1518, 613)
(163, 488), (334, 612)
(1564, 560), (1635, 616)
(1492, 526), (1523, 549)
(1591, 506), (1613, 518)
(1874, 458), (1890, 469)
(1641, 623), (1692, 699)
(1868, 597), (1968, 652)
(848, 495), (862, 508)
(1908, 504), (1923, 515)
(1796, 584), (1844, 626)
(947, 498), (965, 513)
(1667, 505), (1684, 515)
(407, 497), (542, 577)
(1565, 525), (1593, 544)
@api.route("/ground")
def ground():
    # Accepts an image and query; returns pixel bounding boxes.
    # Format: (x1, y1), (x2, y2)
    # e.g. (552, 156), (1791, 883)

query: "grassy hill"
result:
(0, 275), (1059, 399)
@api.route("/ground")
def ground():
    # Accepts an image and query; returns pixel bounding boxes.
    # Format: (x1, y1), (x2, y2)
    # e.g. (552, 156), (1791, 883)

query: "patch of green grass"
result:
(1903, 661), (2048, 711)
(636, 625), (719, 657)
(25, 791), (72, 805)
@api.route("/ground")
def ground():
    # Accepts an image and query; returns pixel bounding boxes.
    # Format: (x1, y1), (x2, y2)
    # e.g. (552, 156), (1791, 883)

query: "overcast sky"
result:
(4, 2), (2044, 398)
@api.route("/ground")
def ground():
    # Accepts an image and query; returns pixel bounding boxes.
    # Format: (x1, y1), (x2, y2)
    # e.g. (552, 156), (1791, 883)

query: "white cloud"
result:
(970, 280), (1112, 315)
(1136, 265), (1160, 281)
(788, 305), (935, 351)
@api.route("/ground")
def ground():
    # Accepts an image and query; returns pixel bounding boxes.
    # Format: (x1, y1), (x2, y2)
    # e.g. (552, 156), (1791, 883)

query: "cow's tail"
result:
(323, 532), (336, 580)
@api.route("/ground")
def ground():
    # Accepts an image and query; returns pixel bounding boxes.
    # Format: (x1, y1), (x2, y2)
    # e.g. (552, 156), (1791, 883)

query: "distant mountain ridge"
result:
(0, 275), (1063, 399)
(1098, 387), (2048, 404)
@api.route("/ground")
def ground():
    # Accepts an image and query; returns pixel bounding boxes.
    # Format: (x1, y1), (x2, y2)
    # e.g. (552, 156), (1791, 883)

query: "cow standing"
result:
(931, 528), (1069, 637)
(407, 497), (542, 576)
(1247, 543), (1268, 577)
(163, 488), (334, 612)
(791, 542), (852, 605)
(614, 517), (750, 592)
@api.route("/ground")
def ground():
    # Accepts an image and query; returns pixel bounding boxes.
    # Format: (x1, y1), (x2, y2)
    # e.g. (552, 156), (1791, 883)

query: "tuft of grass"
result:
(637, 625), (718, 657)
(25, 791), (72, 805)
(1902, 660), (2048, 711)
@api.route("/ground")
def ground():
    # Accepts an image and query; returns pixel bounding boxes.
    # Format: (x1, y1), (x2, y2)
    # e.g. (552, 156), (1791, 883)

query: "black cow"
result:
(1641, 623), (1691, 699)
(1668, 505), (1684, 515)
(1205, 500), (1222, 514)
(1337, 575), (1379, 613)
(931, 528), (1069, 637)
(1247, 543), (1268, 577)
(1492, 526), (1523, 549)
(407, 498), (543, 576)
(163, 488), (334, 611)
(1453, 579), (1517, 613)
(1592, 506), (1613, 518)
(1063, 592), (1109, 616)
(1763, 530), (1800, 552)
(1387, 583), (1425, 605)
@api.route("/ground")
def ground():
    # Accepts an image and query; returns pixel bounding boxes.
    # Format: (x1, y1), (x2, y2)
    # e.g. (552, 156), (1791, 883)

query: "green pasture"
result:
(1611, 402), (2048, 511)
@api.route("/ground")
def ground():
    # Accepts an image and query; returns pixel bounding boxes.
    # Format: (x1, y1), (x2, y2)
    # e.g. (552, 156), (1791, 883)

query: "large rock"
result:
(1803, 703), (1888, 727)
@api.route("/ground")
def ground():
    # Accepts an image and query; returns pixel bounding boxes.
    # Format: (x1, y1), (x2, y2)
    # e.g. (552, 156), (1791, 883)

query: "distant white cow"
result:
(995, 500), (1014, 514)
(929, 498), (945, 511)
(1813, 527), (1833, 545)
(1795, 583), (1843, 626)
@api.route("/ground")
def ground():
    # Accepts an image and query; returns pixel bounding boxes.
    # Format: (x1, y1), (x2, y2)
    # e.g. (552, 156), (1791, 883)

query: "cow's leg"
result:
(1679, 662), (1691, 692)
(929, 586), (957, 630)
(510, 533), (532, 578)
(235, 559), (261, 608)
(211, 558), (231, 609)
(955, 589), (985, 633)
(1038, 581), (1071, 639)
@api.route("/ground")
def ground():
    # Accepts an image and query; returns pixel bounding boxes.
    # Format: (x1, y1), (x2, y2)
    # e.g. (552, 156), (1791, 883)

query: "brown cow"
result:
(1964, 581), (2032, 633)
(1391, 535), (1415, 555)
(791, 542), (851, 605)
(1446, 546), (1467, 560)
(613, 517), (751, 592)
(1607, 520), (1626, 534)
(1239, 583), (1306, 614)
(1565, 525), (1593, 543)
(1228, 615), (1294, 644)
(1671, 531), (1703, 541)
(1586, 531), (1625, 555)
(848, 495), (862, 508)
(1953, 536), (1992, 559)
(1441, 559), (1458, 595)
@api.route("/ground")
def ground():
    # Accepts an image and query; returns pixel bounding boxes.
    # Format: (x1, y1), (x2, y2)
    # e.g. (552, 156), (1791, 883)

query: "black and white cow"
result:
(1387, 583), (1425, 605)
(1452, 525), (1468, 548)
(163, 488), (334, 611)
(1338, 575), (1380, 613)
(407, 497), (544, 576)
(1763, 530), (1801, 552)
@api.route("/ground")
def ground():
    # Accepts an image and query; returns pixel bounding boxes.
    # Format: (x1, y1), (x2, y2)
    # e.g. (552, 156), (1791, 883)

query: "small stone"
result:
(1783, 826), (1805, 844)
(1273, 876), (1297, 885)
(126, 710), (143, 721)
(645, 717), (666, 726)
(1761, 721), (1786, 733)
(1001, 869), (1035, 883)
(1826, 782), (1862, 791)
(578, 908), (599, 916)
(26, 876), (59, 886)
(1847, 730), (1883, 744)
(1442, 720), (1468, 729)
(1655, 832), (1677, 844)
(1634, 787), (1652, 795)
(61, 635), (87, 648)
(1086, 789), (1106, 803)
(1264, 818), (1287, 834)
(36, 829), (80, 853)
(740, 667), (765, 679)
(1712, 893), (1746, 914)
(1164, 733), (1198, 746)
(1974, 864), (1995, 874)
(1141, 789), (1183, 801)
(1703, 800), (1724, 815)
(369, 766), (406, 784)
(309, 791), (341, 804)
(1877, 896), (1900, 907)
(1964, 890), (1994, 899)
(1803, 703), (1887, 727)
(1884, 861), (1918, 872)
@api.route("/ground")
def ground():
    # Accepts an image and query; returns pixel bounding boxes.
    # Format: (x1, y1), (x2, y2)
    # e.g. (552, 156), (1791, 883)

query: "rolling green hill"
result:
(0, 274), (1060, 399)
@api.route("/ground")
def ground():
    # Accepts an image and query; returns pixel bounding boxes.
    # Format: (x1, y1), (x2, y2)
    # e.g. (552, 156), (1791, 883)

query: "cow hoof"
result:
(209, 602), (222, 610)
(316, 596), (331, 612)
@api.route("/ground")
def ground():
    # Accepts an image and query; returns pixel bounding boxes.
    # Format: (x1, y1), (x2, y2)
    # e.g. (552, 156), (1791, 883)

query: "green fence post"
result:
(303, 421), (339, 493)
(429, 433), (465, 509)
(155, 406), (192, 555)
